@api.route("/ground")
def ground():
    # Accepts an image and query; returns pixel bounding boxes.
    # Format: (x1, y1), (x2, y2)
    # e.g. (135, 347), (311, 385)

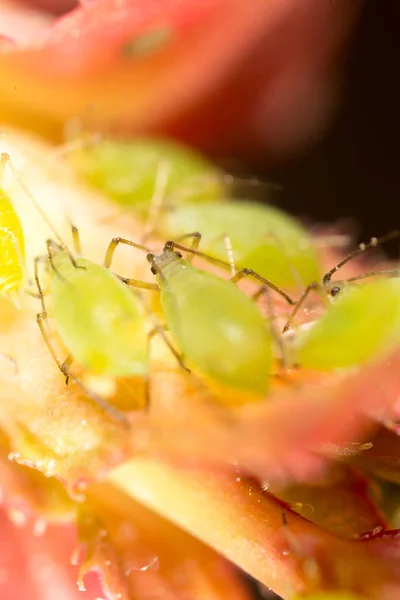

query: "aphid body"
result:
(69, 138), (225, 217)
(148, 244), (273, 395)
(0, 188), (25, 297)
(287, 278), (400, 370)
(47, 242), (148, 380)
(159, 201), (320, 289)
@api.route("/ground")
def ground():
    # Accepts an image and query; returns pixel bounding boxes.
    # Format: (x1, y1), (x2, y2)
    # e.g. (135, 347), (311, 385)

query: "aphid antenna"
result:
(284, 231), (400, 333)
(0, 152), (80, 269)
(322, 230), (400, 285)
(165, 239), (238, 270)
(222, 171), (283, 197)
(104, 236), (159, 290)
(335, 268), (400, 285)
(167, 239), (296, 305)
(314, 233), (351, 249)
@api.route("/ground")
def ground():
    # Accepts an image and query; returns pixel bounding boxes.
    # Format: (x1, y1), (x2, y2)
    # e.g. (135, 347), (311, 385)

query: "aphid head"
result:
(147, 242), (184, 276)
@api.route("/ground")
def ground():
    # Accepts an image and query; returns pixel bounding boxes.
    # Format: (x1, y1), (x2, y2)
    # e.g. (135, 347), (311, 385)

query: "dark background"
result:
(250, 0), (399, 597)
(268, 0), (400, 256)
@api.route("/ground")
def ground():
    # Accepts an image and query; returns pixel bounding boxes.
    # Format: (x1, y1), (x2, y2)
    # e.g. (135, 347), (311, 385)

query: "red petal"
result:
(0, 0), (361, 157)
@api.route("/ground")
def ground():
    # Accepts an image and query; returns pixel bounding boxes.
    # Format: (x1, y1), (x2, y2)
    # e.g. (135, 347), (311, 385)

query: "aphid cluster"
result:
(2, 136), (400, 426)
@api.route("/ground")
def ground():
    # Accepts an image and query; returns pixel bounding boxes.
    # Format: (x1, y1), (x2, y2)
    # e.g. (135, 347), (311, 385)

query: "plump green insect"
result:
(284, 231), (400, 371)
(34, 232), (152, 425)
(157, 200), (321, 289)
(105, 236), (291, 396)
(287, 278), (400, 370)
(0, 155), (26, 301)
(0, 151), (152, 425)
(68, 137), (226, 218)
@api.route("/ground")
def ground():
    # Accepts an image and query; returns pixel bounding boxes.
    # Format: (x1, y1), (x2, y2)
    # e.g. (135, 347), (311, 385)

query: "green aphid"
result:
(289, 278), (400, 370)
(159, 200), (321, 289)
(69, 138), (225, 217)
(48, 245), (148, 379)
(105, 237), (281, 396)
(35, 237), (149, 426)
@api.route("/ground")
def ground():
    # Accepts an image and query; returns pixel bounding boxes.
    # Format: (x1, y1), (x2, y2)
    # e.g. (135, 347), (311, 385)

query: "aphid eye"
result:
(330, 285), (341, 297)
(175, 251), (183, 258)
(150, 266), (157, 275)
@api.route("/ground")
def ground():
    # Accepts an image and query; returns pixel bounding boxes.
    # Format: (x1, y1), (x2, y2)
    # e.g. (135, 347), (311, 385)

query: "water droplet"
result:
(235, 477), (241, 482)
(77, 580), (86, 592)
(261, 481), (269, 492)
(104, 560), (111, 567)
(81, 419), (87, 426)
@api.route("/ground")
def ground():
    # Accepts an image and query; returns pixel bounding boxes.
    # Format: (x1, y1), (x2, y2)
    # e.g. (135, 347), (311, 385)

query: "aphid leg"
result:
(36, 311), (70, 382)
(230, 268), (295, 306)
(282, 282), (323, 333)
(36, 311), (129, 427)
(45, 239), (69, 283)
(0, 153), (80, 269)
(148, 323), (191, 373)
(61, 355), (74, 385)
(33, 255), (49, 313)
(142, 160), (171, 242)
(171, 231), (202, 262)
(165, 240), (231, 270)
(70, 223), (82, 255)
(222, 234), (237, 276)
(251, 286), (266, 302)
(104, 237), (159, 289)
(323, 231), (400, 285)
(254, 285), (288, 369)
(203, 232), (237, 275)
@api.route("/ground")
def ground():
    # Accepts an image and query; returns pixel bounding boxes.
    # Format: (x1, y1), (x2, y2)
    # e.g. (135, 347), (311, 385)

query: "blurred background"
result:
(1, 1), (399, 599)
(269, 0), (400, 251)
